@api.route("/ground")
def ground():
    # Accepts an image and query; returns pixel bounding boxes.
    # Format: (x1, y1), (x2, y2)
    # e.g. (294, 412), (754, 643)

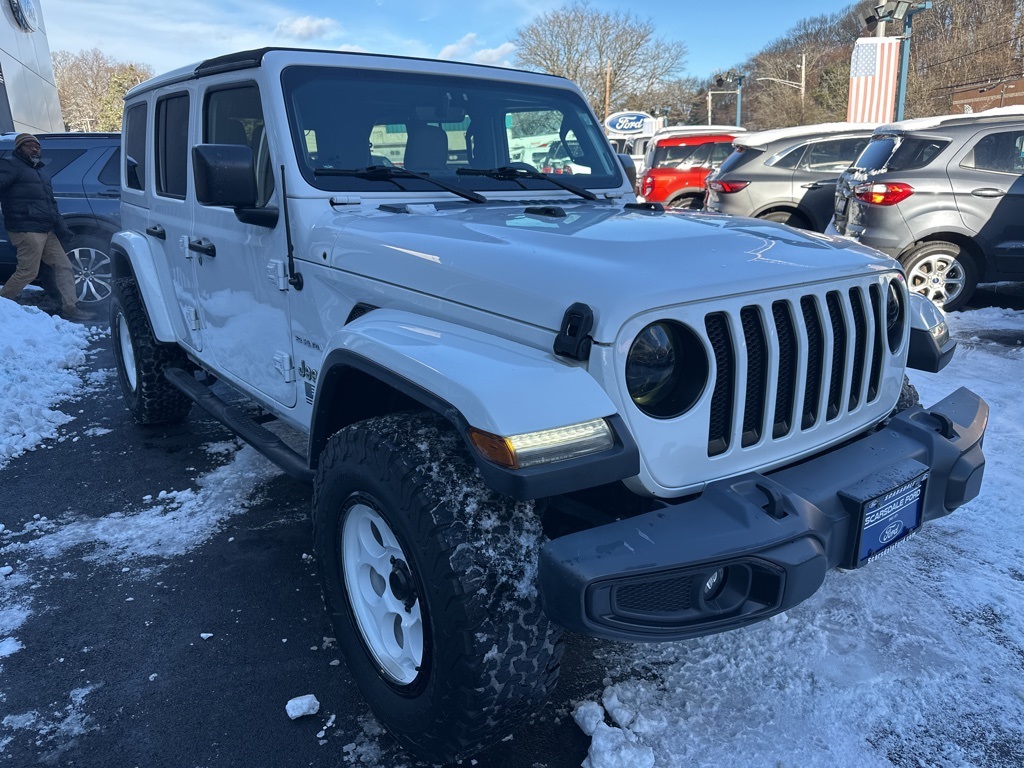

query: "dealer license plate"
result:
(834, 195), (848, 216)
(858, 476), (925, 564)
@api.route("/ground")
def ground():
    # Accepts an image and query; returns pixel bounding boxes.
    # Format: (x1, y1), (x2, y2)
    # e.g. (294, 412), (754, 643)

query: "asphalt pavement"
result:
(0, 333), (599, 768)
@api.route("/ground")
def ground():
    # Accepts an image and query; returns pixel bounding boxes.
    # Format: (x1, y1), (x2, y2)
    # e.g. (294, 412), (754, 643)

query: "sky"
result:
(41, 0), (842, 81)
(2, 294), (1023, 765)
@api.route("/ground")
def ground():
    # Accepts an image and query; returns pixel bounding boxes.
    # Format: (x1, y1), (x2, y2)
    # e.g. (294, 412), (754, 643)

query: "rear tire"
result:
(66, 233), (113, 308)
(312, 412), (563, 763)
(759, 210), (811, 229)
(667, 194), (703, 210)
(900, 241), (977, 312)
(110, 277), (192, 425)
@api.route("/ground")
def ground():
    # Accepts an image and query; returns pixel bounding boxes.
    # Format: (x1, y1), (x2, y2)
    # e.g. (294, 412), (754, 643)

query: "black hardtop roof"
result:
(129, 47), (567, 98)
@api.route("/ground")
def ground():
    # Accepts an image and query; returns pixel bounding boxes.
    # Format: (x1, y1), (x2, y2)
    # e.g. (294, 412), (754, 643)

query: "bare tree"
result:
(52, 48), (153, 131)
(514, 1), (688, 118)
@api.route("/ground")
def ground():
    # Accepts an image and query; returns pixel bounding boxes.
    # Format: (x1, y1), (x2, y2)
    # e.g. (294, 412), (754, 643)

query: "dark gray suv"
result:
(833, 109), (1024, 311)
(0, 132), (121, 307)
(705, 123), (875, 231)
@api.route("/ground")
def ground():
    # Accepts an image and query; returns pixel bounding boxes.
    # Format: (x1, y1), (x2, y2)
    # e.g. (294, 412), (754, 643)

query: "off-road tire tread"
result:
(312, 412), (564, 763)
(110, 277), (192, 425)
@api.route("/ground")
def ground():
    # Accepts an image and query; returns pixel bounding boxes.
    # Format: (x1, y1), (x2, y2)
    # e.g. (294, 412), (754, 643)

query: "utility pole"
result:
(895, 2), (932, 120)
(604, 63), (611, 121)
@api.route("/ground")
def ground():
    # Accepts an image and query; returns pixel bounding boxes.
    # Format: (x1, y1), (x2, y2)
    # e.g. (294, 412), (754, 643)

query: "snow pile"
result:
(0, 299), (92, 468)
(286, 694), (321, 720)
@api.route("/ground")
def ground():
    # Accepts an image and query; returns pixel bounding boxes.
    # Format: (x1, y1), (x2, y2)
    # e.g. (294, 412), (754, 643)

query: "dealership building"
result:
(0, 0), (62, 133)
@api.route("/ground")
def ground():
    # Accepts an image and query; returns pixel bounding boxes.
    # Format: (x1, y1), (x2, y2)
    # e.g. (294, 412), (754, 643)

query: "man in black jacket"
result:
(0, 133), (92, 321)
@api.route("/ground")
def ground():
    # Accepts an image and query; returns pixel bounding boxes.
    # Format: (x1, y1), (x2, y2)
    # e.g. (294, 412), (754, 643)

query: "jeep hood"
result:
(323, 203), (896, 341)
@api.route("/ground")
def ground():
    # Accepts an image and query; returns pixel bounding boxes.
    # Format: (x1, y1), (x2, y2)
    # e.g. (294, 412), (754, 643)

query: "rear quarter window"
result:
(855, 136), (948, 172)
(41, 148), (86, 179)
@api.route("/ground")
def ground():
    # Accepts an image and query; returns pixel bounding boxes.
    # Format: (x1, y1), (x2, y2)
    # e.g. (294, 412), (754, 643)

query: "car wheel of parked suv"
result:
(667, 195), (702, 210)
(901, 241), (977, 312)
(66, 233), (114, 307)
(760, 210), (810, 229)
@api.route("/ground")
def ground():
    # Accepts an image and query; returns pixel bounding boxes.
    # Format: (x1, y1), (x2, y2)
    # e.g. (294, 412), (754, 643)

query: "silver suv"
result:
(833, 108), (1024, 311)
(705, 123), (876, 231)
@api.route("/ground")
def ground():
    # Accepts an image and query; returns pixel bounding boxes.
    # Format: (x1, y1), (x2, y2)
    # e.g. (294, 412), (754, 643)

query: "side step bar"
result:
(164, 367), (315, 485)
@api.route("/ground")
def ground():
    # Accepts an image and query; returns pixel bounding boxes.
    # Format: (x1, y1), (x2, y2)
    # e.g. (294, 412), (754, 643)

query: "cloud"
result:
(472, 42), (516, 67)
(438, 33), (479, 61)
(274, 15), (340, 41)
(438, 33), (516, 66)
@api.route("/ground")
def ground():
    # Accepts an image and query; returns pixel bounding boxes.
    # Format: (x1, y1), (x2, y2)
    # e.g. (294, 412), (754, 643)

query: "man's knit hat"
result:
(14, 133), (38, 150)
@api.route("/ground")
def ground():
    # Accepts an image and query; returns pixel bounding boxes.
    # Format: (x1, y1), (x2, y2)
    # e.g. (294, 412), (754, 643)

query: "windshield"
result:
(715, 145), (757, 175)
(853, 136), (949, 172)
(281, 66), (623, 193)
(650, 143), (702, 169)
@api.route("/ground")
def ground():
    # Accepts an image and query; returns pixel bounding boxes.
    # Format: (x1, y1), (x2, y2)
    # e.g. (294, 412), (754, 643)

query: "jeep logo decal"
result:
(298, 361), (319, 382)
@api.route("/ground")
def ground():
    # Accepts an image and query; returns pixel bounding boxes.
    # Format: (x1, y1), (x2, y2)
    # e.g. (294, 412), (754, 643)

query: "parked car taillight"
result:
(642, 176), (654, 197)
(708, 180), (750, 194)
(854, 182), (915, 206)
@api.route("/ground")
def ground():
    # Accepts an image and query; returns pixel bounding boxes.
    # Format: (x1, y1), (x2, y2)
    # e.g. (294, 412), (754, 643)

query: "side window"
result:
(155, 93), (190, 199)
(800, 138), (865, 173)
(963, 130), (1024, 174)
(124, 103), (147, 190)
(40, 149), (86, 179)
(687, 143), (713, 167)
(770, 144), (805, 169)
(203, 84), (275, 206)
(98, 148), (120, 186)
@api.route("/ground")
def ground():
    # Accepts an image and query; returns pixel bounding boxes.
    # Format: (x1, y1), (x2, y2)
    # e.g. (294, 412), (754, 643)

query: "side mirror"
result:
(617, 153), (637, 190)
(907, 292), (956, 372)
(193, 144), (257, 207)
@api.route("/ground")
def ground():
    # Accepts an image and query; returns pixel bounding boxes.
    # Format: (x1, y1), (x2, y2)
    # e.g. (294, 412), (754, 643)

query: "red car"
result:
(638, 129), (741, 209)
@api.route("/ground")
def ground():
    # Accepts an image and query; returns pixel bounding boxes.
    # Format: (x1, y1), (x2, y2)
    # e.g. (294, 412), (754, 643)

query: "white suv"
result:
(109, 48), (988, 762)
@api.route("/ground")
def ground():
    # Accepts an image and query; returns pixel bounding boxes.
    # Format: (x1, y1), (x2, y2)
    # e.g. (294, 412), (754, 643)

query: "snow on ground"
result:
(0, 298), (96, 468)
(1, 299), (1023, 766)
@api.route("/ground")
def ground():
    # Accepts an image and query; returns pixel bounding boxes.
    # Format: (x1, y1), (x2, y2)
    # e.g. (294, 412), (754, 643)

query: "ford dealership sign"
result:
(605, 111), (652, 134)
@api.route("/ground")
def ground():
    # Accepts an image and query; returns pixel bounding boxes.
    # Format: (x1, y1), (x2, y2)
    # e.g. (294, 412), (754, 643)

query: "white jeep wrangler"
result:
(109, 48), (988, 762)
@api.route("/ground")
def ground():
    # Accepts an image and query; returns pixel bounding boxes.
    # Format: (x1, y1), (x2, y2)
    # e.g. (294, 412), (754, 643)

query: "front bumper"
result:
(539, 387), (987, 642)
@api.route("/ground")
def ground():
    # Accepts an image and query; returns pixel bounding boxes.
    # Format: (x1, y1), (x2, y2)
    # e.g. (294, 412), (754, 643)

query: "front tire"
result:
(110, 277), (192, 425)
(313, 412), (563, 762)
(901, 241), (977, 312)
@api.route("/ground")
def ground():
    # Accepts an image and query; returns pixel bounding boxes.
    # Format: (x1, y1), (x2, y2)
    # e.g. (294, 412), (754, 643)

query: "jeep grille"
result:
(705, 283), (889, 457)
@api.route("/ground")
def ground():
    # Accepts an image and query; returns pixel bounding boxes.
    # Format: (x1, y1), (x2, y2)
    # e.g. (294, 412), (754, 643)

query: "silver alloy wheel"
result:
(117, 313), (137, 392)
(67, 245), (113, 304)
(905, 250), (965, 307)
(341, 500), (424, 685)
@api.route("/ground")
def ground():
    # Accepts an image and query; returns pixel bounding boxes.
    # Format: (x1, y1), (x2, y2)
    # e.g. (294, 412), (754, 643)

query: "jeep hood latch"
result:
(553, 302), (595, 362)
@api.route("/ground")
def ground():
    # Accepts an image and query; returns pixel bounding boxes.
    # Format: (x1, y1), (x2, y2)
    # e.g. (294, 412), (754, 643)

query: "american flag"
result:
(847, 37), (902, 123)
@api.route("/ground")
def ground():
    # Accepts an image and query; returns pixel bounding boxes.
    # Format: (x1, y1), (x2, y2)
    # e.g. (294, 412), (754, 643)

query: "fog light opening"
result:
(702, 568), (726, 601)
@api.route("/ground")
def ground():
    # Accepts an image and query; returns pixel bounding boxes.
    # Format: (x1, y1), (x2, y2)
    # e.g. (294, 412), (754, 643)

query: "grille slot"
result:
(825, 291), (847, 421)
(702, 282), (890, 458)
(849, 287), (868, 409)
(740, 306), (767, 447)
(705, 313), (734, 456)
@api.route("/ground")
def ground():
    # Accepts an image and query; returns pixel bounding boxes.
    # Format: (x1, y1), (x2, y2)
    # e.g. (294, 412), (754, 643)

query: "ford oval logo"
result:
(606, 112), (649, 133)
(880, 520), (904, 544)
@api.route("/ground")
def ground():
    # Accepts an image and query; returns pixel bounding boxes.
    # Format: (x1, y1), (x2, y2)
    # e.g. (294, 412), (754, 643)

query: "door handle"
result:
(971, 188), (1006, 198)
(801, 178), (838, 190)
(188, 238), (216, 257)
(146, 225), (166, 240)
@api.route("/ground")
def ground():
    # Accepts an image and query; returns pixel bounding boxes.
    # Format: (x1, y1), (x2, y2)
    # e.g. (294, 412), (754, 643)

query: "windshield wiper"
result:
(314, 165), (487, 204)
(457, 166), (598, 201)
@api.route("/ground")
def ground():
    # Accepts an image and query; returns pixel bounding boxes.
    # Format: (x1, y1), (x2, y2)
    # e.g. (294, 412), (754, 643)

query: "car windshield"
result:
(853, 136), (949, 172)
(650, 143), (702, 169)
(281, 66), (622, 194)
(715, 145), (757, 175)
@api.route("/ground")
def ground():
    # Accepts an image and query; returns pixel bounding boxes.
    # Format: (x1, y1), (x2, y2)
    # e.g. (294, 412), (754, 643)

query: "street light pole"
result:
(895, 2), (932, 120)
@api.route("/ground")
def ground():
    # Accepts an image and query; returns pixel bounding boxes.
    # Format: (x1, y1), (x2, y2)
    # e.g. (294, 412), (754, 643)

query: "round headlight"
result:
(626, 321), (707, 419)
(886, 278), (906, 353)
